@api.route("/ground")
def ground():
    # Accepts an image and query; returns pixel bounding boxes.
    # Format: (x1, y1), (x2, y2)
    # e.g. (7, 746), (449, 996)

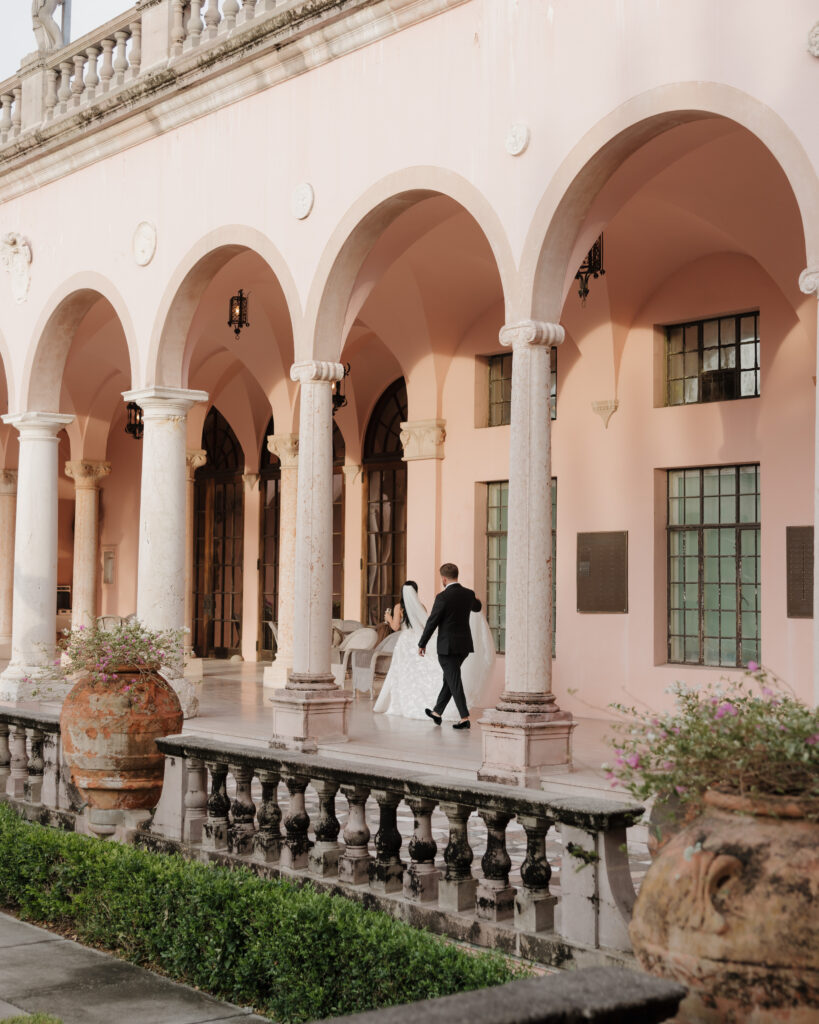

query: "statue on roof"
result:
(32, 0), (65, 53)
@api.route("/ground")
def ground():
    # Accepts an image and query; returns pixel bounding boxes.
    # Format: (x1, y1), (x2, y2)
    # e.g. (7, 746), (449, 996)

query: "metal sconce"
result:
(575, 234), (606, 306)
(125, 401), (144, 440)
(228, 288), (249, 338)
(332, 363), (351, 416)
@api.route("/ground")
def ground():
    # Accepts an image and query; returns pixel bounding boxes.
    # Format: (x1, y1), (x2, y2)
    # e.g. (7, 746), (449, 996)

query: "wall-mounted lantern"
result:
(125, 401), (143, 440)
(332, 363), (351, 416)
(575, 234), (606, 306)
(228, 288), (249, 338)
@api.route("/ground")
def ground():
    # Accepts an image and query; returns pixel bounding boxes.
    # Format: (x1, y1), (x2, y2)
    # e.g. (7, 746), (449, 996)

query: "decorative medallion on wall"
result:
(133, 221), (157, 266)
(291, 182), (315, 220)
(799, 266), (819, 296)
(808, 22), (819, 56)
(0, 233), (32, 303)
(505, 123), (530, 156)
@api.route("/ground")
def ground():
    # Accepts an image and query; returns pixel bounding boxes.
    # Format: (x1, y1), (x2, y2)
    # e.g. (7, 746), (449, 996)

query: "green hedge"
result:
(0, 805), (519, 1022)
(0, 1016), (63, 1023)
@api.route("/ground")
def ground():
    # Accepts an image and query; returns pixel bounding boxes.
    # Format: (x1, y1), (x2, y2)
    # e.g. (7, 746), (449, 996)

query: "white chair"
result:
(351, 630), (400, 698)
(330, 627), (377, 688)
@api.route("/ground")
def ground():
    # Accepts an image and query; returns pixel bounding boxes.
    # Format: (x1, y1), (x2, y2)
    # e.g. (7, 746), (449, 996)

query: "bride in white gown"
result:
(373, 581), (495, 720)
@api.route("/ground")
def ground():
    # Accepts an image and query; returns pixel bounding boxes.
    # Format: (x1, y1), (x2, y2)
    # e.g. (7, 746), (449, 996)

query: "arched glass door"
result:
(332, 423), (346, 618)
(193, 408), (244, 657)
(258, 416), (280, 660)
(362, 378), (407, 625)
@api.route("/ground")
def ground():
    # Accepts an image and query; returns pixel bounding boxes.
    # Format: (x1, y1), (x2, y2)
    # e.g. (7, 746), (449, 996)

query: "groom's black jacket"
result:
(418, 583), (481, 657)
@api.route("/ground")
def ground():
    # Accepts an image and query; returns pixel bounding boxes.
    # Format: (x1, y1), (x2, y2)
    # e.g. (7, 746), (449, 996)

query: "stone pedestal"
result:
(123, 386), (208, 718)
(479, 321), (574, 785)
(476, 878), (516, 921)
(65, 460), (111, 630)
(0, 470), (17, 658)
(263, 433), (297, 689)
(270, 364), (351, 748)
(0, 412), (74, 702)
(184, 449), (206, 678)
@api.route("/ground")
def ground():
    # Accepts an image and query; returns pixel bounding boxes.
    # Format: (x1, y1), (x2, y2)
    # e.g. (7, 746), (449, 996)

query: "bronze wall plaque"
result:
(786, 526), (813, 619)
(577, 531), (628, 613)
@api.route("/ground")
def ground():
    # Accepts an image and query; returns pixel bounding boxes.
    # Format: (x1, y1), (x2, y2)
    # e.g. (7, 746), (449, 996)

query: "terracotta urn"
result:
(60, 666), (183, 811)
(630, 789), (819, 1023)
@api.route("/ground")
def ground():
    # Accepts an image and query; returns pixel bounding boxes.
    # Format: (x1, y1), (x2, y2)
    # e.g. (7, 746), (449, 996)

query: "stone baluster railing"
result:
(0, 83), (22, 144)
(0, 709), (69, 817)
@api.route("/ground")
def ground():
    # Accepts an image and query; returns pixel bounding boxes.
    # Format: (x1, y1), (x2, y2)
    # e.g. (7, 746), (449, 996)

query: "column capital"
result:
(65, 460), (111, 488)
(267, 432), (299, 468)
(290, 360), (345, 384)
(0, 469), (17, 494)
(122, 386), (209, 418)
(400, 419), (446, 461)
(1, 412), (74, 438)
(799, 266), (819, 297)
(186, 448), (207, 479)
(499, 320), (564, 349)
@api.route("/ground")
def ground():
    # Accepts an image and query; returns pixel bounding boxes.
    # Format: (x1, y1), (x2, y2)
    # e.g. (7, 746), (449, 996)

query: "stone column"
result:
(0, 412), (73, 702)
(122, 386), (208, 717)
(799, 266), (819, 705)
(271, 362), (351, 750)
(0, 470), (17, 657)
(400, 419), (446, 601)
(184, 449), (206, 680)
(478, 321), (575, 786)
(263, 433), (298, 688)
(65, 460), (111, 631)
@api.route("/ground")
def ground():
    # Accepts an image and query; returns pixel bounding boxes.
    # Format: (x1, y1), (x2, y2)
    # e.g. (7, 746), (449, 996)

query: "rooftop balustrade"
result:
(0, 705), (646, 970)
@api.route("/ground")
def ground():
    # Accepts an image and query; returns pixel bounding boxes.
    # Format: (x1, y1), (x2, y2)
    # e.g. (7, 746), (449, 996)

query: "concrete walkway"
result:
(0, 913), (270, 1024)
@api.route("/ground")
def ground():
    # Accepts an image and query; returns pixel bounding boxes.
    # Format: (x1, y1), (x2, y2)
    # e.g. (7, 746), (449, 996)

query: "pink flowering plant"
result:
(604, 665), (819, 817)
(57, 618), (185, 687)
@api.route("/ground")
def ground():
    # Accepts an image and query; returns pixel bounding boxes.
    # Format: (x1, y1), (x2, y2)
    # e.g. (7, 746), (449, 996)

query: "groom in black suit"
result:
(418, 563), (481, 730)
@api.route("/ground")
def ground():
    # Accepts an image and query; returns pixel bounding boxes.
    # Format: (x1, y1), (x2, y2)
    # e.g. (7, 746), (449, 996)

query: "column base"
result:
(477, 693), (577, 787)
(269, 676), (351, 752)
(262, 658), (292, 689)
(0, 663), (72, 704)
(160, 668), (200, 719)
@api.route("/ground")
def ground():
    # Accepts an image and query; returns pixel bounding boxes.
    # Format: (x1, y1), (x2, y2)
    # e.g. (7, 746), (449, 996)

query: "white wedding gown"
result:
(373, 585), (495, 721)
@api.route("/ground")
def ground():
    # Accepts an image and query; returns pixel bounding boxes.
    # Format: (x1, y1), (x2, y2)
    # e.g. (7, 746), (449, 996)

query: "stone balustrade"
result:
(0, 707), (645, 967)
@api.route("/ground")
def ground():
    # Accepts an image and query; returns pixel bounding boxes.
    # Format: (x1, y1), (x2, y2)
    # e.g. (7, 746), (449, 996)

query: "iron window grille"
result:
(665, 312), (760, 407)
(667, 465), (760, 668)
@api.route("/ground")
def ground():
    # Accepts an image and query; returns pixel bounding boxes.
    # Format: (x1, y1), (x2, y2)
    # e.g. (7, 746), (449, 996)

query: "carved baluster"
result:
(202, 761), (229, 850)
(438, 801), (477, 911)
(403, 796), (440, 901)
(515, 813), (556, 932)
(228, 764), (256, 854)
(6, 725), (28, 799)
(204, 0), (223, 40)
(113, 31), (130, 87)
(170, 0), (186, 56)
(99, 40), (115, 92)
(0, 95), (12, 142)
(44, 69), (58, 120)
(368, 789), (404, 893)
(281, 775), (311, 869)
(238, 0), (257, 24)
(84, 47), (100, 101)
(253, 769), (282, 863)
(338, 785), (372, 884)
(40, 730), (60, 809)
(223, 0), (240, 30)
(476, 809), (516, 921)
(24, 729), (44, 804)
(11, 87), (21, 137)
(57, 61), (72, 113)
(183, 756), (208, 843)
(71, 55), (86, 107)
(187, 1), (204, 47)
(0, 723), (10, 790)
(308, 778), (342, 876)
(128, 22), (142, 79)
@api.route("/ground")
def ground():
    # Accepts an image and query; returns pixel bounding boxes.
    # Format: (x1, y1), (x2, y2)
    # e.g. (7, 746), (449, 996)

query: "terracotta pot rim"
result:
(89, 664), (162, 676)
(705, 787), (818, 819)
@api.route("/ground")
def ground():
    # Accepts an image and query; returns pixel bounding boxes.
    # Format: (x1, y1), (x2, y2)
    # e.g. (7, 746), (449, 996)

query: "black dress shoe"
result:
(425, 708), (442, 725)
(452, 719), (471, 730)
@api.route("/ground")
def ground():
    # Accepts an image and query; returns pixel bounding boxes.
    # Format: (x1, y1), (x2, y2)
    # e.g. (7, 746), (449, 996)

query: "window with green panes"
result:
(488, 351), (557, 426)
(486, 479), (556, 655)
(666, 312), (760, 406)
(667, 465), (760, 667)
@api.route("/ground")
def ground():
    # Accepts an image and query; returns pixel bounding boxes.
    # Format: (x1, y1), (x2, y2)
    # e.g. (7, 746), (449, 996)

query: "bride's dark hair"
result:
(400, 580), (418, 628)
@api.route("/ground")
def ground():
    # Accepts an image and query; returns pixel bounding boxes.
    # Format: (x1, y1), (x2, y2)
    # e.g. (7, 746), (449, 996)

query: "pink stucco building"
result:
(0, 0), (817, 783)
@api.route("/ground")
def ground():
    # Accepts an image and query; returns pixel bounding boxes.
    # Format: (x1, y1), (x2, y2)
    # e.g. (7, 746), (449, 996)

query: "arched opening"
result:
(332, 422), (346, 618)
(362, 379), (407, 625)
(258, 416), (280, 660)
(193, 407), (245, 658)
